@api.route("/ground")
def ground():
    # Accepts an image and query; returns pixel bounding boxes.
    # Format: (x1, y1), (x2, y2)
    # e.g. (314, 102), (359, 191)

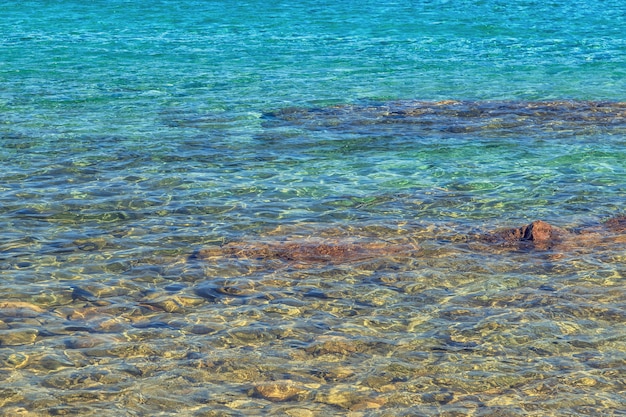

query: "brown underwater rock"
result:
(605, 215), (626, 233)
(479, 216), (626, 252)
(196, 238), (418, 265)
(195, 216), (626, 267)
(250, 381), (309, 402)
(480, 220), (570, 250)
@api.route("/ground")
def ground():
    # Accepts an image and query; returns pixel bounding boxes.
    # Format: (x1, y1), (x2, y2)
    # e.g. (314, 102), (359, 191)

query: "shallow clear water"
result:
(1, 1), (625, 415)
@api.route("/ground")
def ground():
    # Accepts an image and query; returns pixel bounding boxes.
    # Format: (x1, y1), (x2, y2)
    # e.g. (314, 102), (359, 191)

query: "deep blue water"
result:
(1, 1), (625, 415)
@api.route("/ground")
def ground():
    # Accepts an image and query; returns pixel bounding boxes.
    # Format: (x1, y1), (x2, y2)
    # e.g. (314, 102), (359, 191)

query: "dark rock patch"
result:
(194, 215), (626, 268)
(479, 220), (569, 250)
(262, 100), (626, 136)
(196, 238), (419, 265)
(605, 215), (626, 233)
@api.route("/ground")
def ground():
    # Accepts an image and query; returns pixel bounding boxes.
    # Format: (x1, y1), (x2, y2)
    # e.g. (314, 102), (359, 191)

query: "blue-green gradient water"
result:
(1, 1), (625, 415)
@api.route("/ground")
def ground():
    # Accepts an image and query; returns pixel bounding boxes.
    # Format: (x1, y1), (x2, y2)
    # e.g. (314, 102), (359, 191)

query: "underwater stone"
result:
(194, 215), (626, 271)
(73, 237), (109, 251)
(305, 338), (363, 356)
(520, 220), (558, 242)
(196, 238), (418, 265)
(281, 409), (315, 417)
(0, 406), (33, 416)
(35, 354), (76, 371)
(263, 100), (626, 136)
(2, 352), (29, 369)
(605, 215), (626, 232)
(499, 220), (566, 244)
(314, 385), (374, 409)
(194, 285), (222, 302)
(0, 301), (45, 318)
(138, 294), (202, 313)
(251, 381), (309, 402)
(478, 216), (626, 252)
(0, 329), (38, 346)
(481, 220), (568, 249)
(64, 335), (110, 349)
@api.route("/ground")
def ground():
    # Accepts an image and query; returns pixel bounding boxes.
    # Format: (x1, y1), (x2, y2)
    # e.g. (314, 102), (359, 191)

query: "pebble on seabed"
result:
(250, 381), (309, 402)
(0, 329), (38, 346)
(0, 301), (45, 318)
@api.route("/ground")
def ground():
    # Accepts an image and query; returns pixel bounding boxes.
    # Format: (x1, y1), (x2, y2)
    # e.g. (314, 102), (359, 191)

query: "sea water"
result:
(1, 1), (625, 415)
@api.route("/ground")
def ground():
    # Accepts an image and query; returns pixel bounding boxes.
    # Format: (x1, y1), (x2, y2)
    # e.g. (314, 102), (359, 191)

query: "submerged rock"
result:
(481, 220), (569, 250)
(263, 100), (626, 136)
(0, 329), (38, 346)
(478, 215), (626, 252)
(196, 238), (418, 266)
(305, 338), (363, 356)
(194, 215), (626, 268)
(250, 381), (309, 402)
(0, 301), (46, 318)
(605, 215), (626, 233)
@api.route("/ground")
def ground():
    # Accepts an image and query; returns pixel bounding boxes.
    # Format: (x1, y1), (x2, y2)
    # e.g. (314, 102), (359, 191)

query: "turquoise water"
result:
(1, 1), (626, 415)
